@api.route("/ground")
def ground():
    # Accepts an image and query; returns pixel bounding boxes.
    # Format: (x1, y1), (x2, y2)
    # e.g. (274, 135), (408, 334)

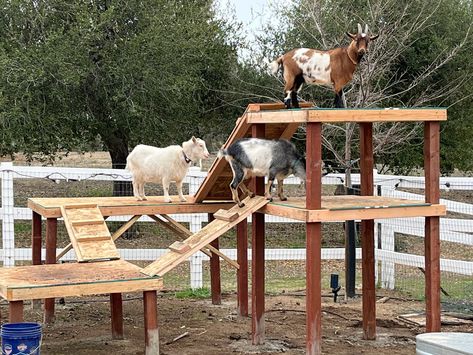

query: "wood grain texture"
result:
(0, 260), (162, 301)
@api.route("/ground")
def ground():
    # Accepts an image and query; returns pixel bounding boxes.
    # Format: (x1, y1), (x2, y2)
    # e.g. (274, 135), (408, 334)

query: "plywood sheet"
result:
(61, 204), (120, 262)
(0, 260), (162, 301)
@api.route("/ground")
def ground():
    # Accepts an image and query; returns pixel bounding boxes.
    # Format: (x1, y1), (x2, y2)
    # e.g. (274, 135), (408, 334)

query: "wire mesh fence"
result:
(1, 162), (473, 310)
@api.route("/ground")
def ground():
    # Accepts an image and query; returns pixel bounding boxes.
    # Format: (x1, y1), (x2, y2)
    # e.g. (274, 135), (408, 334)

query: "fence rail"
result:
(2, 162), (473, 291)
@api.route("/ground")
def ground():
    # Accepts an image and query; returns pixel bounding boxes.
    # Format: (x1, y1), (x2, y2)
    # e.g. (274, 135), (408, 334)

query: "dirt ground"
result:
(2, 292), (472, 355)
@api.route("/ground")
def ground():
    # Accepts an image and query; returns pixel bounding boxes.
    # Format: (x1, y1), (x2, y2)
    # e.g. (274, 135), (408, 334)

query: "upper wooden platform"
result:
(0, 259), (162, 301)
(194, 103), (447, 202)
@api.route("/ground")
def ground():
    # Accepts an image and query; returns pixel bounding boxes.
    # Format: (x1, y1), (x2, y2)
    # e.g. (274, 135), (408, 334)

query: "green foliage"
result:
(0, 0), (242, 165)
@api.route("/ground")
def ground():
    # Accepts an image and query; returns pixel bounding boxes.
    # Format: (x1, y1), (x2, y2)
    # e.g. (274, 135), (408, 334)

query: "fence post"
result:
(380, 226), (395, 289)
(189, 220), (203, 289)
(1, 162), (15, 267)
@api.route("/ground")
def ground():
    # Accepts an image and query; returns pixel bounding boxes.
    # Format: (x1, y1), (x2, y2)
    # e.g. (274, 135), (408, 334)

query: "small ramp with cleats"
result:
(141, 196), (269, 277)
(61, 204), (120, 262)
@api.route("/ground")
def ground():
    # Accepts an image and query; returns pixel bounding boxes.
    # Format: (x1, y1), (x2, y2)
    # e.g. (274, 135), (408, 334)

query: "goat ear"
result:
(346, 32), (356, 40)
(192, 136), (197, 143)
(369, 34), (379, 41)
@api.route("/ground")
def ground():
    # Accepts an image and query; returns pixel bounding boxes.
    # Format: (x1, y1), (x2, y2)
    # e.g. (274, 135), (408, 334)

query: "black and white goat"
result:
(271, 24), (378, 108)
(218, 138), (306, 207)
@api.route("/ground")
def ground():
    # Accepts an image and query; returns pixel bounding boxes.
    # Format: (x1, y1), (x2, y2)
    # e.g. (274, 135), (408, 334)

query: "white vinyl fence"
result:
(1, 162), (473, 290)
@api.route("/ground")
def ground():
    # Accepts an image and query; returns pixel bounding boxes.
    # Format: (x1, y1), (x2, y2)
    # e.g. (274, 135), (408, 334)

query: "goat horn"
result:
(364, 24), (369, 34)
(357, 23), (362, 34)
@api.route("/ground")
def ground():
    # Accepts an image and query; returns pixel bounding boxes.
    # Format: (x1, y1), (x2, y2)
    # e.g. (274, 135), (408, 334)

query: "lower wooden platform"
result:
(0, 260), (163, 301)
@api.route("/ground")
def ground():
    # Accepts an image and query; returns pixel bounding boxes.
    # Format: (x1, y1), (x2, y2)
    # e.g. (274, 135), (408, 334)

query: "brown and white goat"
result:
(271, 24), (378, 108)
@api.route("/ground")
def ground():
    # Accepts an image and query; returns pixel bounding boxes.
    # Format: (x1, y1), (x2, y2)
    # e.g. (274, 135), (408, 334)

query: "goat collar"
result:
(347, 49), (358, 65)
(182, 151), (192, 164)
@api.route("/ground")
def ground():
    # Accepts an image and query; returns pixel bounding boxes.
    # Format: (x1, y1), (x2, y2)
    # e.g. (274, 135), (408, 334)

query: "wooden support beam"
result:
(144, 291), (159, 355)
(306, 122), (322, 355)
(237, 219), (249, 317)
(360, 122), (376, 340)
(251, 124), (265, 345)
(110, 293), (124, 340)
(32, 212), (42, 265)
(424, 121), (441, 332)
(111, 215), (141, 241)
(209, 214), (222, 305)
(32, 211), (43, 310)
(44, 217), (57, 324)
(9, 301), (24, 323)
(148, 214), (239, 269)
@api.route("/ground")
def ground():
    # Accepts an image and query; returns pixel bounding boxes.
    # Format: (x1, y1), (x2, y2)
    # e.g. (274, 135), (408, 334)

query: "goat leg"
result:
(277, 179), (287, 201)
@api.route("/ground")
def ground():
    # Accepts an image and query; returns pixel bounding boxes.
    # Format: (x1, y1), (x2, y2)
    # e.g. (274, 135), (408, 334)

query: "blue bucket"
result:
(1, 323), (42, 355)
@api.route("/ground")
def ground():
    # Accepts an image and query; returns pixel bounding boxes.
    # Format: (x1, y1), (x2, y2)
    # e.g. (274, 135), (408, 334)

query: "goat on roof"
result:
(271, 23), (378, 109)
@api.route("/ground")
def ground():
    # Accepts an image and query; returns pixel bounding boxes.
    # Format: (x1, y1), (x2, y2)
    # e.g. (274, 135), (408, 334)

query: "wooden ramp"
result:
(141, 196), (269, 277)
(61, 204), (120, 262)
(194, 102), (314, 202)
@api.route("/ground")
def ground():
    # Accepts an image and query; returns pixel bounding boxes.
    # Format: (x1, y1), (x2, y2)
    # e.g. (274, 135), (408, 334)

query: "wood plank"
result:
(168, 241), (191, 254)
(71, 219), (105, 226)
(0, 260), (162, 301)
(111, 215), (141, 241)
(213, 209), (239, 222)
(247, 108), (447, 124)
(141, 196), (269, 277)
(75, 235), (112, 242)
(28, 196), (233, 218)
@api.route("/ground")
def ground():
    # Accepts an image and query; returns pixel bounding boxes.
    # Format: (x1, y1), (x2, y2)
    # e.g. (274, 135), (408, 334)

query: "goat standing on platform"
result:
(271, 24), (378, 109)
(126, 137), (209, 202)
(219, 138), (306, 207)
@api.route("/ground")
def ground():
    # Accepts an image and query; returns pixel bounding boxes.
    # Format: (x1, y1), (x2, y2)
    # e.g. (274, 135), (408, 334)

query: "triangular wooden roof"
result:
(194, 102), (314, 202)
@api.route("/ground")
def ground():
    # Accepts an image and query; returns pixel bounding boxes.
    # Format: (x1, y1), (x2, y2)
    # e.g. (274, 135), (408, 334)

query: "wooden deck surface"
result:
(28, 195), (234, 218)
(0, 260), (162, 301)
(261, 196), (446, 222)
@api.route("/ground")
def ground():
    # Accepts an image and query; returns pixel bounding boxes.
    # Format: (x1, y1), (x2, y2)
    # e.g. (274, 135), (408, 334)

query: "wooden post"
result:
(209, 213), (221, 305)
(32, 212), (42, 265)
(237, 219), (249, 317)
(360, 122), (376, 340)
(44, 217), (57, 324)
(9, 301), (24, 323)
(144, 291), (159, 355)
(110, 293), (124, 339)
(251, 124), (265, 345)
(32, 211), (42, 310)
(424, 121), (441, 332)
(306, 122), (322, 355)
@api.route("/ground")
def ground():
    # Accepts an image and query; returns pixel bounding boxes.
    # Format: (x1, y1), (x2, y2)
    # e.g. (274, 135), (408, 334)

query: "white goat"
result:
(126, 137), (209, 202)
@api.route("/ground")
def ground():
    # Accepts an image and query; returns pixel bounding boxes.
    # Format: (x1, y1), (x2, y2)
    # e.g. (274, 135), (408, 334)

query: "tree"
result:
(247, 0), (473, 176)
(0, 0), (242, 184)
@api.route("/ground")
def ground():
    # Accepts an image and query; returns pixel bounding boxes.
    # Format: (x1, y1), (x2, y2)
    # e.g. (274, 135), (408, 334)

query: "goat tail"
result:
(217, 147), (228, 159)
(270, 56), (283, 75)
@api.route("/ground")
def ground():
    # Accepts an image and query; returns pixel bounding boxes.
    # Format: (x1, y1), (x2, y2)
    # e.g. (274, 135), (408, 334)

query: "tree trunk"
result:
(102, 132), (133, 197)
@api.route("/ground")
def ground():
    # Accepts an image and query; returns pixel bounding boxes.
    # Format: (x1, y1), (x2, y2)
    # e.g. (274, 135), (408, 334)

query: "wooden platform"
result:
(28, 196), (233, 218)
(261, 196), (446, 222)
(0, 260), (162, 301)
(194, 104), (447, 202)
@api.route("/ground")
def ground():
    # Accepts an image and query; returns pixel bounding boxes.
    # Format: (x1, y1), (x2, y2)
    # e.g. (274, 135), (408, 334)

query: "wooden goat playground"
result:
(0, 103), (446, 354)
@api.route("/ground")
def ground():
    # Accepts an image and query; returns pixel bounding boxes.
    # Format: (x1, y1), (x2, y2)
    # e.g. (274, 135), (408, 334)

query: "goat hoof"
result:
(180, 197), (187, 202)
(238, 203), (245, 208)
(248, 192), (255, 198)
(280, 196), (288, 201)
